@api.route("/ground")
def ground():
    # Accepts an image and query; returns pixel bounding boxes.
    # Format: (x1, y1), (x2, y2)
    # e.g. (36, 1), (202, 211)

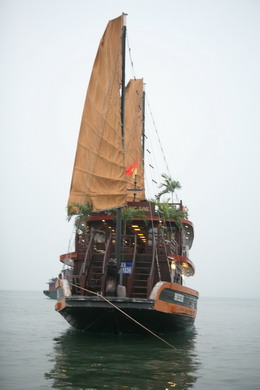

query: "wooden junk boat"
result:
(55, 15), (199, 333)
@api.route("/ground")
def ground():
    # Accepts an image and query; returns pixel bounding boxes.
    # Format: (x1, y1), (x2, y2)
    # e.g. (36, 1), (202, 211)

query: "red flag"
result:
(126, 159), (138, 176)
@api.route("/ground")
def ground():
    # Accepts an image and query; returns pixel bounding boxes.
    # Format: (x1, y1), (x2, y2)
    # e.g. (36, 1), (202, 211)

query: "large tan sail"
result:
(68, 16), (126, 211)
(124, 79), (145, 202)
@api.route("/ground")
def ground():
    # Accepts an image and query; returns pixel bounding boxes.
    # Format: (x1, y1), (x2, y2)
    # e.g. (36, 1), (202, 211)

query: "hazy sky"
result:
(1, 0), (260, 298)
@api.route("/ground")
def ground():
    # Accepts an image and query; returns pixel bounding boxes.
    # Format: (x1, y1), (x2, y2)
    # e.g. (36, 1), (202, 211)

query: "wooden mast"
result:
(116, 14), (127, 271)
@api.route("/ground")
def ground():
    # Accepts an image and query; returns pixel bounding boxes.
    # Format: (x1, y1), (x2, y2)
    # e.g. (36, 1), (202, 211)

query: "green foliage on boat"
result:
(156, 173), (181, 202)
(67, 202), (93, 232)
(155, 200), (188, 227)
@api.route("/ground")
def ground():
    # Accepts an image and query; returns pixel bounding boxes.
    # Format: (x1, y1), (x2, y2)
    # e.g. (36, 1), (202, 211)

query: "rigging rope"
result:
(126, 33), (175, 202)
(146, 95), (171, 177)
(68, 282), (176, 350)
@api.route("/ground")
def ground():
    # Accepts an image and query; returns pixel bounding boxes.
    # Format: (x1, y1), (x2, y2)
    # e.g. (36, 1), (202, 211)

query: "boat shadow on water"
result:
(45, 327), (200, 390)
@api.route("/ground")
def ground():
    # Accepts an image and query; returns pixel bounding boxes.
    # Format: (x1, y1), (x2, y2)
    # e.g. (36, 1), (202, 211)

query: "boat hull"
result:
(56, 296), (197, 333)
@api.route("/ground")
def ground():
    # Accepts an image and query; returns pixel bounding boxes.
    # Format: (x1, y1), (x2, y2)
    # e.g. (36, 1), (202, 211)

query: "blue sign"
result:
(121, 262), (132, 274)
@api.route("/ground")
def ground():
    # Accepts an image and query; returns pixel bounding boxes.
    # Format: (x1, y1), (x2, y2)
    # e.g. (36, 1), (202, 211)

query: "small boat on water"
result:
(43, 277), (58, 299)
(55, 14), (199, 333)
(44, 268), (73, 299)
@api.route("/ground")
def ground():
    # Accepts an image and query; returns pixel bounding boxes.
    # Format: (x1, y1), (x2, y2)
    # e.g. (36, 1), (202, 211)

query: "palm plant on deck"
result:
(156, 200), (188, 227)
(156, 173), (181, 202)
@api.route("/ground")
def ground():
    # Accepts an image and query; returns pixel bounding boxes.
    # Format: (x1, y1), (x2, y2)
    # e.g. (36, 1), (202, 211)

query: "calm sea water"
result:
(0, 291), (259, 390)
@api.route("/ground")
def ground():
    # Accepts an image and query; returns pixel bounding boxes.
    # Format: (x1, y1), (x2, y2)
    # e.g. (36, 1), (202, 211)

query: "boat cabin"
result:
(60, 201), (195, 299)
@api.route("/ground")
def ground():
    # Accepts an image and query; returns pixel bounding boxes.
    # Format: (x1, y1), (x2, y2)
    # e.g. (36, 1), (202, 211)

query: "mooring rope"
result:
(68, 282), (176, 350)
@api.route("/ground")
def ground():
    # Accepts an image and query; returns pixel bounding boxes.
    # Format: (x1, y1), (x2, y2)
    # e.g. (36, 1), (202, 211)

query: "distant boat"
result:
(55, 15), (199, 333)
(43, 277), (57, 299)
(43, 268), (73, 299)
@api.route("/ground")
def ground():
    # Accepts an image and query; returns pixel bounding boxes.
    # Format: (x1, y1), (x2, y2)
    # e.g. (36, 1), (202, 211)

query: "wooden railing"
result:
(100, 234), (136, 296)
(100, 235), (113, 295)
(78, 233), (95, 293)
(147, 235), (157, 298)
(76, 233), (92, 253)
(74, 231), (177, 297)
(125, 234), (137, 296)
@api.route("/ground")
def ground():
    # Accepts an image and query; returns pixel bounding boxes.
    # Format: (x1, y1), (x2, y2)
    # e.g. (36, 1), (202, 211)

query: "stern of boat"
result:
(150, 281), (199, 319)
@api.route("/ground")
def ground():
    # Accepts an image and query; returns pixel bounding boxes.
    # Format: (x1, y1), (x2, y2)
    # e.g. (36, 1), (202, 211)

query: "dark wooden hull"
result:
(57, 296), (196, 333)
